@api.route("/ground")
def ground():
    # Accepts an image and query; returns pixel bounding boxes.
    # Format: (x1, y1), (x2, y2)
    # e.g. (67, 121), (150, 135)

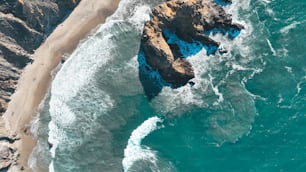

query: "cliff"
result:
(0, 0), (80, 115)
(0, 0), (80, 171)
(140, 0), (243, 89)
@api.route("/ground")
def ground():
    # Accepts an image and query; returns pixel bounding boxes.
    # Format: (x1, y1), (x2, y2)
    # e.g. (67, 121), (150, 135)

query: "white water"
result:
(47, 0), (164, 171)
(266, 38), (277, 56)
(122, 116), (163, 172)
(280, 21), (301, 34)
(150, 0), (258, 144)
(48, 21), (118, 160)
(46, 0), (261, 171)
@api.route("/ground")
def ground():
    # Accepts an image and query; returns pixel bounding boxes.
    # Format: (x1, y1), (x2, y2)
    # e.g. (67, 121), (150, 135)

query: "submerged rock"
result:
(140, 0), (243, 89)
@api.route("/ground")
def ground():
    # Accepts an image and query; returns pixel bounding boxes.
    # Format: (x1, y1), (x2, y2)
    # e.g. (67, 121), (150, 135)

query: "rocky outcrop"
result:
(0, 135), (19, 171)
(0, 0), (80, 115)
(0, 144), (14, 171)
(140, 0), (243, 88)
(0, 1), (80, 169)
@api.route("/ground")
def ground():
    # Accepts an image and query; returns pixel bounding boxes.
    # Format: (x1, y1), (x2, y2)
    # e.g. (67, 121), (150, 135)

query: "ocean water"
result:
(29, 0), (306, 171)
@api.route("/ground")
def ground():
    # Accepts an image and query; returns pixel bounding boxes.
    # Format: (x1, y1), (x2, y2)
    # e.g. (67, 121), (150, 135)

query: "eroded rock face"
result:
(0, 145), (12, 170)
(0, 136), (19, 171)
(140, 0), (243, 88)
(0, 146), (12, 170)
(0, 1), (80, 168)
(0, 0), (80, 115)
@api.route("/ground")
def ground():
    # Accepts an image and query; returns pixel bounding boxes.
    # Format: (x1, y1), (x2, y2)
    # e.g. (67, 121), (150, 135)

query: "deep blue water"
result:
(29, 0), (306, 171)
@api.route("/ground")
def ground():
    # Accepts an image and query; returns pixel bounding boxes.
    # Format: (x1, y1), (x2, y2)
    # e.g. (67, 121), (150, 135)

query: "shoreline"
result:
(2, 0), (120, 171)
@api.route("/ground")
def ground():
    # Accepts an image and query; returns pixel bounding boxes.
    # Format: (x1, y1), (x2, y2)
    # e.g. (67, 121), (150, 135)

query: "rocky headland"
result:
(0, 0), (243, 170)
(140, 0), (243, 88)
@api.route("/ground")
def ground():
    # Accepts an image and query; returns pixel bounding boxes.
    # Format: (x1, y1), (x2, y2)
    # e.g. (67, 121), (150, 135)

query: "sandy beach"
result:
(2, 0), (120, 171)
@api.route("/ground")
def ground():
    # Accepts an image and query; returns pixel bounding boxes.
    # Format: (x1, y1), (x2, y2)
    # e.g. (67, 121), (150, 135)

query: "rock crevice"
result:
(0, 1), (80, 171)
(0, 134), (19, 171)
(140, 0), (243, 88)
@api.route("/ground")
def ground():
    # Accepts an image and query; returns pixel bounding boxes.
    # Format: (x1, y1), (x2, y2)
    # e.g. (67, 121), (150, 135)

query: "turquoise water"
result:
(29, 0), (306, 171)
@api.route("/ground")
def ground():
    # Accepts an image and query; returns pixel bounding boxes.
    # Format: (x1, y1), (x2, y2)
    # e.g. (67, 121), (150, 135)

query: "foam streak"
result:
(122, 116), (163, 172)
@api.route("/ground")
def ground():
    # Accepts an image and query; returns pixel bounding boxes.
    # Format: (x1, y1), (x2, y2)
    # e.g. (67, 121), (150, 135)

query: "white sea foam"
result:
(128, 5), (152, 32)
(212, 0), (254, 62)
(49, 161), (55, 172)
(151, 0), (259, 145)
(153, 0), (254, 105)
(209, 74), (224, 105)
(151, 49), (210, 115)
(48, 0), (160, 171)
(277, 94), (284, 104)
(260, 0), (272, 4)
(284, 66), (292, 73)
(48, 19), (121, 172)
(266, 39), (277, 56)
(48, 1), (151, 149)
(280, 21), (301, 34)
(109, 0), (163, 21)
(296, 76), (306, 96)
(224, 0), (251, 22)
(48, 26), (118, 153)
(47, 0), (259, 170)
(122, 116), (163, 172)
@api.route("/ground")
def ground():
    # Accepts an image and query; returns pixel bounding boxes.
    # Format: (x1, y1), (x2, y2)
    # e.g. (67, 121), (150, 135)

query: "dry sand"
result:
(2, 0), (120, 171)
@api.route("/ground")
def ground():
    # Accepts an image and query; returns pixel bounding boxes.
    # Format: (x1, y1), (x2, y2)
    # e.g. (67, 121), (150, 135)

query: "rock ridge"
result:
(0, 1), (80, 171)
(0, 0), (80, 115)
(140, 0), (243, 89)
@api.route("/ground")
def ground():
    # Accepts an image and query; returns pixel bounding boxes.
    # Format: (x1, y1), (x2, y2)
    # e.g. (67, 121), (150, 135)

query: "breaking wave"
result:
(122, 116), (164, 172)
(30, 0), (306, 171)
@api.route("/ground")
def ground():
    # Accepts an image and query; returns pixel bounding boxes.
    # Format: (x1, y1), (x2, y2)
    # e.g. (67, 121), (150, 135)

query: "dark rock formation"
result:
(0, 0), (80, 115)
(0, 145), (13, 171)
(140, 0), (243, 95)
(0, 1), (81, 168)
(0, 137), (19, 172)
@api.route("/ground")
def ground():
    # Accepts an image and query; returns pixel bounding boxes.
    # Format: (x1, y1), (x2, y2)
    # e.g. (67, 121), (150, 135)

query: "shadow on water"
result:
(138, 25), (241, 100)
(214, 0), (232, 6)
(138, 50), (171, 100)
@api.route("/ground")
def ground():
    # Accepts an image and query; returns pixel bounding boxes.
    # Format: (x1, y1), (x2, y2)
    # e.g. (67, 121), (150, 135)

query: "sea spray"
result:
(122, 116), (163, 172)
(29, 92), (52, 172)
(47, 0), (162, 171)
(150, 0), (258, 144)
(29, 58), (67, 171)
(35, 0), (306, 171)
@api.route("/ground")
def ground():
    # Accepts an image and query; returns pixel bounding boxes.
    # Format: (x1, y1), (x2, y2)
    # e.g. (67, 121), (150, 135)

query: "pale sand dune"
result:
(2, 0), (120, 171)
